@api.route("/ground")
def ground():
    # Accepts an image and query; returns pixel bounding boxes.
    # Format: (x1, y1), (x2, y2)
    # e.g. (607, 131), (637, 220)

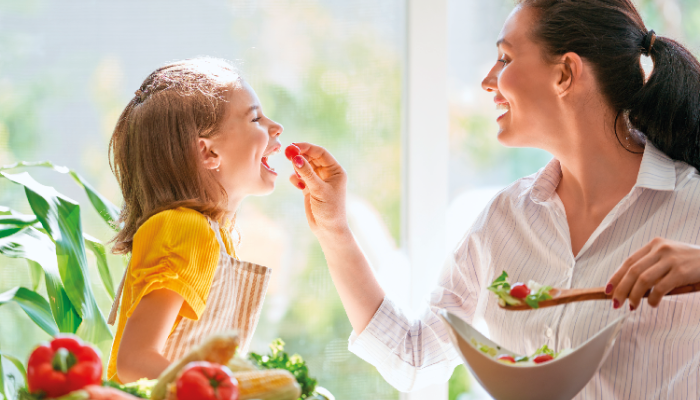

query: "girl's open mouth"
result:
(261, 146), (280, 175)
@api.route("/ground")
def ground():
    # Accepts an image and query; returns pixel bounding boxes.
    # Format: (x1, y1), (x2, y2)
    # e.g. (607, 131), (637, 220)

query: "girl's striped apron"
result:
(109, 219), (271, 360)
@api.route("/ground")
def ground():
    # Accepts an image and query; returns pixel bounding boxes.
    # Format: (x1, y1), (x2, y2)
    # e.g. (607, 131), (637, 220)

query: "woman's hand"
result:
(286, 142), (349, 236)
(607, 237), (700, 310)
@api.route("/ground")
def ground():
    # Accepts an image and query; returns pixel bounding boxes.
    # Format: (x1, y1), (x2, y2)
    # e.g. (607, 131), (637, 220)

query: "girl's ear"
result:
(198, 138), (221, 170)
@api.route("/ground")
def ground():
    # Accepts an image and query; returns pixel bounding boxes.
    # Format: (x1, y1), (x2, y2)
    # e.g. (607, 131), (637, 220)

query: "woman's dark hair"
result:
(519, 0), (700, 170)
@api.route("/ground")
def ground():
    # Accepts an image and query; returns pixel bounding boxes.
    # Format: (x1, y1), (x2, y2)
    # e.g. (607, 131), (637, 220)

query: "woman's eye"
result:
(252, 117), (261, 123)
(498, 59), (508, 66)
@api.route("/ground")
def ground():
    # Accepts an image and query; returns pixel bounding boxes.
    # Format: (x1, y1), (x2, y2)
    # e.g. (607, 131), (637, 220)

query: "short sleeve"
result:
(126, 208), (220, 321)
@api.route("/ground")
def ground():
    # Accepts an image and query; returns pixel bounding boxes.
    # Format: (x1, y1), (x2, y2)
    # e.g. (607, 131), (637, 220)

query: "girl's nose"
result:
(481, 66), (499, 93)
(270, 121), (283, 137)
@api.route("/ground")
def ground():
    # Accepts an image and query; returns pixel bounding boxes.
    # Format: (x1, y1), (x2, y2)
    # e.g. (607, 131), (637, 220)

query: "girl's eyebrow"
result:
(245, 105), (260, 115)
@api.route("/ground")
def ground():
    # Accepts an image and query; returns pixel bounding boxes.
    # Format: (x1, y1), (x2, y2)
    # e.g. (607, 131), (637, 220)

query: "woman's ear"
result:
(198, 138), (220, 170)
(556, 52), (583, 97)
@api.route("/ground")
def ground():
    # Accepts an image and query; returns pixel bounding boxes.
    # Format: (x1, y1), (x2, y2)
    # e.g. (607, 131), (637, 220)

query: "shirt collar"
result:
(529, 143), (676, 204)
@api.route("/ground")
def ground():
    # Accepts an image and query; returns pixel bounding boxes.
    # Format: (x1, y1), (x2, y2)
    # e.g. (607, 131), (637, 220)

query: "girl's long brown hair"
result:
(109, 58), (239, 254)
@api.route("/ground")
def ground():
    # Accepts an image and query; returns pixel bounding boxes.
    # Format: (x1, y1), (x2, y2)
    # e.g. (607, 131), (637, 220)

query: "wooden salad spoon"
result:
(499, 281), (700, 311)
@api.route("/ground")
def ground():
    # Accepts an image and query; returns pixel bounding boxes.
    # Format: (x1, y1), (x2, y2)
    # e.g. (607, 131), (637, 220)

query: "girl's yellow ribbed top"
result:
(107, 207), (236, 382)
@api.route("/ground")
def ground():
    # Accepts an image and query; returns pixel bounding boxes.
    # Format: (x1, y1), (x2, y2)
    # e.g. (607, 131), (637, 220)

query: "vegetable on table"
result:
(176, 362), (238, 400)
(27, 335), (102, 398)
(233, 369), (300, 400)
(151, 332), (240, 400)
(487, 271), (553, 309)
(249, 338), (317, 398)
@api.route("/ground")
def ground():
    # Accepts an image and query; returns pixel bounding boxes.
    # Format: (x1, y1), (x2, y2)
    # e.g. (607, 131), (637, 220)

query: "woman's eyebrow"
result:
(496, 38), (512, 48)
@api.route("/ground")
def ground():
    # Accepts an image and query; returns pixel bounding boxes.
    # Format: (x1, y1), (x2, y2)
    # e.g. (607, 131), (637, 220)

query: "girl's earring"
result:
(216, 168), (220, 172)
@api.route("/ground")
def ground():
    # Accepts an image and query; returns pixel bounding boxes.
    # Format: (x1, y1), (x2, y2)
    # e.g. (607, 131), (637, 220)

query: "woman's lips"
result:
(496, 103), (510, 122)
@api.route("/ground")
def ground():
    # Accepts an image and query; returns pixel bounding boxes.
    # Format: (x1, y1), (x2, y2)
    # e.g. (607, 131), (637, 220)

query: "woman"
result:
(287, 0), (700, 398)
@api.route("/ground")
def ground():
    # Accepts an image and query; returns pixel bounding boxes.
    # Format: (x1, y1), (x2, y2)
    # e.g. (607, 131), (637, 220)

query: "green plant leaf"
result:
(0, 172), (112, 344)
(0, 226), (82, 333)
(1, 161), (120, 230)
(0, 214), (39, 239)
(0, 348), (27, 400)
(0, 350), (28, 389)
(0, 287), (58, 337)
(84, 234), (115, 300)
(26, 260), (43, 291)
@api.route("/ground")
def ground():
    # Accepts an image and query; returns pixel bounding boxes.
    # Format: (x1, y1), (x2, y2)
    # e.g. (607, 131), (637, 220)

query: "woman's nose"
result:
(481, 66), (498, 92)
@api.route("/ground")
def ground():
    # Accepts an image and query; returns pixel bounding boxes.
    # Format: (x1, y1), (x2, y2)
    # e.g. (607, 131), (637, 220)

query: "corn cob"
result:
(233, 369), (301, 400)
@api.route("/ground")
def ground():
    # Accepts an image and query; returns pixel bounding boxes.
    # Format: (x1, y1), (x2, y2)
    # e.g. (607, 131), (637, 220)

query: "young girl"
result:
(105, 58), (283, 383)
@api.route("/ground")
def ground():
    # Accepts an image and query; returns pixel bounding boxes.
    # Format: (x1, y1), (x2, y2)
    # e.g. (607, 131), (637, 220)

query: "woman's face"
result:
(207, 80), (283, 201)
(481, 5), (563, 149)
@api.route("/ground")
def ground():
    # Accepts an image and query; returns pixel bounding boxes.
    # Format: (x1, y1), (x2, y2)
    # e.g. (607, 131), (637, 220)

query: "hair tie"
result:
(641, 29), (656, 56)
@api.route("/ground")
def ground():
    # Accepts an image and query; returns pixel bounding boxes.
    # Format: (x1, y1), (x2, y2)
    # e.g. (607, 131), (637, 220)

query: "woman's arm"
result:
(288, 143), (385, 334)
(116, 289), (183, 383)
(607, 237), (700, 310)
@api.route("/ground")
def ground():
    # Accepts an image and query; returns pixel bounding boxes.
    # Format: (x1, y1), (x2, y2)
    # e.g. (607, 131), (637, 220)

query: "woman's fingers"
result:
(627, 261), (671, 309)
(292, 154), (324, 191)
(606, 240), (653, 294)
(292, 142), (343, 168)
(611, 250), (660, 309)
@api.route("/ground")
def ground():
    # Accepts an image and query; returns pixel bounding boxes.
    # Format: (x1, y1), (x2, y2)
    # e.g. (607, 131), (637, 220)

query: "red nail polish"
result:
(605, 284), (613, 294)
(297, 181), (306, 190)
(293, 155), (305, 168)
(630, 304), (635, 311)
(613, 299), (620, 309)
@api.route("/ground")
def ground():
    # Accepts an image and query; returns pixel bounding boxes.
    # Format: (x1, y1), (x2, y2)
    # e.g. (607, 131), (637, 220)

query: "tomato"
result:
(496, 355), (516, 364)
(533, 354), (554, 364)
(284, 144), (301, 160)
(176, 362), (239, 400)
(509, 283), (530, 299)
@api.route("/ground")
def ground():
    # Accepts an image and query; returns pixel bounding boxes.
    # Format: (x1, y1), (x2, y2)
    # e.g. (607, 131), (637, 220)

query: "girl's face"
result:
(481, 5), (564, 150)
(202, 80), (283, 203)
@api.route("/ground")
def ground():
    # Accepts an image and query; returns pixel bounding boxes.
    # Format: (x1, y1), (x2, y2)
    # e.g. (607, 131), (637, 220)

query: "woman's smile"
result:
(496, 102), (510, 122)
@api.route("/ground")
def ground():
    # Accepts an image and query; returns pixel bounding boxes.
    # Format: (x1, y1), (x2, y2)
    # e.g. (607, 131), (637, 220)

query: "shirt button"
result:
(546, 328), (553, 338)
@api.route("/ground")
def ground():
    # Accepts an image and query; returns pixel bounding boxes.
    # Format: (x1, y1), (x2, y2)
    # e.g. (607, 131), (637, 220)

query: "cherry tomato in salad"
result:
(509, 283), (530, 299)
(533, 354), (554, 364)
(284, 144), (301, 160)
(496, 355), (516, 364)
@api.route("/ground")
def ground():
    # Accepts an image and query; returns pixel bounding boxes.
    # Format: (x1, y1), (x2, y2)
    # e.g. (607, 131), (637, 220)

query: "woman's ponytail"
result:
(629, 36), (700, 170)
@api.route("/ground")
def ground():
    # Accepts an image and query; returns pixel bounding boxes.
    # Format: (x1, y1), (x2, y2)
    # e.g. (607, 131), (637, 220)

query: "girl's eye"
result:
(252, 117), (261, 123)
(498, 59), (508, 66)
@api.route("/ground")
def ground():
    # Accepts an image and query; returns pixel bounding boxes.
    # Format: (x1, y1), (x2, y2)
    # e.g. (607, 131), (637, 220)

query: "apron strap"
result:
(108, 261), (130, 326)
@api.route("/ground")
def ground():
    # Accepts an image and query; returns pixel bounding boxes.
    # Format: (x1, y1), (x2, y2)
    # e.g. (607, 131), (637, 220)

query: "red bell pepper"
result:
(27, 335), (103, 398)
(176, 362), (239, 400)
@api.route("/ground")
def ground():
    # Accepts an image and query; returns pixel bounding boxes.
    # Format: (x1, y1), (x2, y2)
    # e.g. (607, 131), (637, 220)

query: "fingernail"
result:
(293, 155), (305, 168)
(297, 181), (306, 190)
(629, 304), (635, 311)
(613, 299), (620, 309)
(605, 284), (613, 295)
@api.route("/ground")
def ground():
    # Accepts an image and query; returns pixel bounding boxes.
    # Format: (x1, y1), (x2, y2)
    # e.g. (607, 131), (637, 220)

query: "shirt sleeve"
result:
(126, 208), (220, 321)
(347, 231), (486, 392)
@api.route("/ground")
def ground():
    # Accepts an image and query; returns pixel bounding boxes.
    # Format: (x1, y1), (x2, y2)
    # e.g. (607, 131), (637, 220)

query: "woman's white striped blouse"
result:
(348, 143), (700, 399)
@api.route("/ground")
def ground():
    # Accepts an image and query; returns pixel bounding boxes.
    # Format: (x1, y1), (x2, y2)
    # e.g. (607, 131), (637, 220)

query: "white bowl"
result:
(438, 309), (628, 400)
